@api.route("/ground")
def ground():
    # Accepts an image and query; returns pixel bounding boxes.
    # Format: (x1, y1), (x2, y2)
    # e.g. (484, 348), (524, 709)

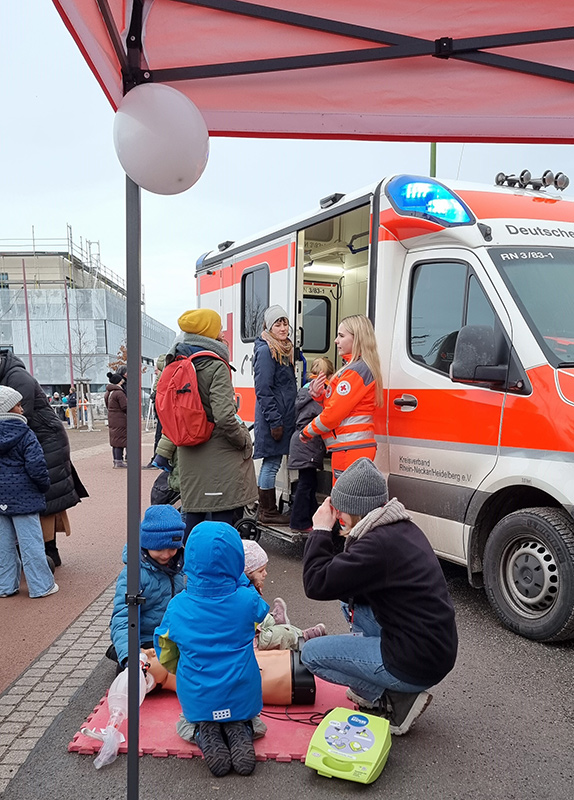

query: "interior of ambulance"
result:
(297, 202), (371, 375)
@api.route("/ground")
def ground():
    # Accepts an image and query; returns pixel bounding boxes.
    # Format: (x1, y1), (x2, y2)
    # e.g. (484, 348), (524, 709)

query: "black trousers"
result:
(289, 468), (319, 531)
(183, 509), (236, 542)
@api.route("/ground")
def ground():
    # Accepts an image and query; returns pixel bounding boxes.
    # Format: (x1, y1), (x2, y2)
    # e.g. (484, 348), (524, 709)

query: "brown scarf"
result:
(261, 330), (294, 365)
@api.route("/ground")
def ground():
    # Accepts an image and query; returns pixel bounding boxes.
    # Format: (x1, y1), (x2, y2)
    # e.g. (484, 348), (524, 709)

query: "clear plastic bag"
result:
(82, 655), (147, 769)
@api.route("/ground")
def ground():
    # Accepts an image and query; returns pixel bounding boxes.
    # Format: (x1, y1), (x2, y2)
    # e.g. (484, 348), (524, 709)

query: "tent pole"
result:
(430, 142), (437, 177)
(125, 174), (142, 800)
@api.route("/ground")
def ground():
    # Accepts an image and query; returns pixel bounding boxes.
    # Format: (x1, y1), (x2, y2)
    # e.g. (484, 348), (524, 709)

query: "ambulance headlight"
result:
(386, 175), (473, 226)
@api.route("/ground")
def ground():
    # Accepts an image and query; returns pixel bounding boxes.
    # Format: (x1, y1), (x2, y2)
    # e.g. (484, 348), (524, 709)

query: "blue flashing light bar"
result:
(385, 175), (474, 226)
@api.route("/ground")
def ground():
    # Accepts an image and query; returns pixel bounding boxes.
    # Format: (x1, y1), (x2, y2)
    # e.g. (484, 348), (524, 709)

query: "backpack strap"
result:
(188, 350), (232, 375)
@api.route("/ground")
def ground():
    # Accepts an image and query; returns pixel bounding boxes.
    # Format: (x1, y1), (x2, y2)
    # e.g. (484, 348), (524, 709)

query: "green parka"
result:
(163, 335), (257, 514)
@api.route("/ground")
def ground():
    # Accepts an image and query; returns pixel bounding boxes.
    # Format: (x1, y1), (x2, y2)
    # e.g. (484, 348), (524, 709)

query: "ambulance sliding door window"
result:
(302, 295), (330, 353)
(241, 264), (269, 342)
(409, 262), (496, 375)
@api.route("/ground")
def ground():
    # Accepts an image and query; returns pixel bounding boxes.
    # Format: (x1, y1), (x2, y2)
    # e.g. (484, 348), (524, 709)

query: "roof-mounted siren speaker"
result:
(528, 170), (554, 190)
(554, 172), (570, 191)
(495, 172), (520, 187)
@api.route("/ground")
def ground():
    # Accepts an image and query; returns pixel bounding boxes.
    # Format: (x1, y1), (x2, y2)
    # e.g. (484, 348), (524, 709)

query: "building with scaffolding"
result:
(0, 228), (175, 397)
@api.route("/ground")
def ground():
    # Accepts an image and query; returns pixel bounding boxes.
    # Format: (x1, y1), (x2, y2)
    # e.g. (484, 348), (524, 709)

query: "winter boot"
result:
(222, 721), (256, 776)
(257, 488), (290, 525)
(195, 721), (232, 777)
(44, 537), (62, 568)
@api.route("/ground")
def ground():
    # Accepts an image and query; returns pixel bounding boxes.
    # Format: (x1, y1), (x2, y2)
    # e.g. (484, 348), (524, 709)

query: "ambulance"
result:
(195, 170), (574, 643)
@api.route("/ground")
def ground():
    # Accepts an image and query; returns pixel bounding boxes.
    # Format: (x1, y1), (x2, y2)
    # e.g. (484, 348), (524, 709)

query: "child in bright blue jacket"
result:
(0, 386), (56, 599)
(108, 504), (185, 668)
(155, 520), (268, 778)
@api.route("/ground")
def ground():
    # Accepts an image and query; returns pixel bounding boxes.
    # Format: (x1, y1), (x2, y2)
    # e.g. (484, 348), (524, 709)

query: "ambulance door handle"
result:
(393, 394), (418, 411)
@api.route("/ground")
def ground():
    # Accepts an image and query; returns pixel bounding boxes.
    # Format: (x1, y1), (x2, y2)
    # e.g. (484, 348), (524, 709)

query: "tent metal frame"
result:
(98, 0), (574, 89)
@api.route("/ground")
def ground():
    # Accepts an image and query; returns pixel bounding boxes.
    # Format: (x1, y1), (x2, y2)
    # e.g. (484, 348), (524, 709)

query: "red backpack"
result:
(155, 351), (230, 447)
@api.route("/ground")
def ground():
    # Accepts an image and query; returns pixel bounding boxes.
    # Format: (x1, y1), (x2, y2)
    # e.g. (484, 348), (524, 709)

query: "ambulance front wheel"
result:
(483, 507), (574, 642)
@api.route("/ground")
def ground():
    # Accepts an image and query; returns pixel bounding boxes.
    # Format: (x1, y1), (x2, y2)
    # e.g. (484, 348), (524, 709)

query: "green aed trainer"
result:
(305, 707), (391, 784)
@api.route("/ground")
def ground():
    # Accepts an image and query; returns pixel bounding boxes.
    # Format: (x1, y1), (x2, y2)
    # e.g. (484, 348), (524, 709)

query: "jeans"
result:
(258, 455), (283, 490)
(0, 513), (56, 598)
(112, 446), (125, 462)
(289, 468), (318, 530)
(301, 603), (430, 703)
(184, 509), (235, 542)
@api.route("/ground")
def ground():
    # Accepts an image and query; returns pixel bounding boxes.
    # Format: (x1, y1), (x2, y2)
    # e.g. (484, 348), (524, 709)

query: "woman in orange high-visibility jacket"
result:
(300, 315), (384, 483)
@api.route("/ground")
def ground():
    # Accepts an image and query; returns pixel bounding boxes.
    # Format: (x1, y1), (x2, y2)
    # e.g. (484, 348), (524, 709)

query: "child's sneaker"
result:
(195, 721), (232, 777)
(222, 721), (256, 776)
(33, 583), (59, 598)
(270, 597), (290, 626)
(302, 623), (326, 641)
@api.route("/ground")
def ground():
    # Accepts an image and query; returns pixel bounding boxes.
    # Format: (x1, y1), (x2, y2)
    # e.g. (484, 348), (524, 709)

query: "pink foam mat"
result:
(69, 679), (352, 762)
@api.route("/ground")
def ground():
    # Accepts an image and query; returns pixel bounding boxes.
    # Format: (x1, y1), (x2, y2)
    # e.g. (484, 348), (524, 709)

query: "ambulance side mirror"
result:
(450, 325), (508, 385)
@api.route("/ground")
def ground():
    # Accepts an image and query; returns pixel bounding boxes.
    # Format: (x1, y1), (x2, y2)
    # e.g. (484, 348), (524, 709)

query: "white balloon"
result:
(113, 84), (209, 195)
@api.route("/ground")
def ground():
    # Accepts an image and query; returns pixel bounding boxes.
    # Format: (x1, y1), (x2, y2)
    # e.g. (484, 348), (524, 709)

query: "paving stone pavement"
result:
(0, 585), (115, 794)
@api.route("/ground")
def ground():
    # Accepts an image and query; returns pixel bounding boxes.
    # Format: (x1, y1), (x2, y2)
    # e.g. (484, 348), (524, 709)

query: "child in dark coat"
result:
(0, 386), (57, 598)
(288, 358), (334, 532)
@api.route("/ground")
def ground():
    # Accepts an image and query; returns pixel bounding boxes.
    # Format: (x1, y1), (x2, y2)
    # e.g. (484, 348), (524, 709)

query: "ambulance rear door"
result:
(387, 248), (512, 562)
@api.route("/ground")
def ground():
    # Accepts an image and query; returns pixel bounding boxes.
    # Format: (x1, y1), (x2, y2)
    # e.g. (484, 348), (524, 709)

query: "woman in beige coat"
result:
(160, 309), (257, 541)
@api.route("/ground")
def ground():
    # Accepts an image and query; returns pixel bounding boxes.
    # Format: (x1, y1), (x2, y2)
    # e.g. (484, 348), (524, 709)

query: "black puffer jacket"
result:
(287, 385), (325, 470)
(0, 351), (88, 515)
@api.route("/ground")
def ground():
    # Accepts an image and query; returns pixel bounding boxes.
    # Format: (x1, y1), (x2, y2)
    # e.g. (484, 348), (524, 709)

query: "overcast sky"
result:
(3, 1), (574, 331)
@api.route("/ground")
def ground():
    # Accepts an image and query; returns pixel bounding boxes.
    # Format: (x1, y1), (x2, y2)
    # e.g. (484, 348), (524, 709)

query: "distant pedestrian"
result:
(67, 386), (77, 428)
(104, 371), (127, 468)
(0, 386), (58, 598)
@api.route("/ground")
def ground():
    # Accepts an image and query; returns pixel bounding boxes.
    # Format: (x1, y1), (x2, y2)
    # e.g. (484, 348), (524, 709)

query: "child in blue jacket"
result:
(0, 386), (57, 599)
(108, 504), (185, 669)
(155, 520), (268, 778)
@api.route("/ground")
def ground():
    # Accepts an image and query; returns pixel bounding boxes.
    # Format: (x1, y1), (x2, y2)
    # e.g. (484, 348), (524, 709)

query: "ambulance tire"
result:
(483, 507), (574, 642)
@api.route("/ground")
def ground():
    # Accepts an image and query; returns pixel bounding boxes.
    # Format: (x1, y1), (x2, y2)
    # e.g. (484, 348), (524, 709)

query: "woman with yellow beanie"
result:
(159, 309), (258, 540)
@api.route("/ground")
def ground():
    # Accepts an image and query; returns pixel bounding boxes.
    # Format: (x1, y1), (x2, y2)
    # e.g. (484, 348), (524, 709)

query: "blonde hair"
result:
(336, 315), (384, 405)
(309, 357), (334, 379)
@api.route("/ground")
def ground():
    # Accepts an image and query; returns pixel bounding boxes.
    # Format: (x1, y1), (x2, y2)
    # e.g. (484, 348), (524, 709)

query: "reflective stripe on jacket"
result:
(302, 358), (376, 453)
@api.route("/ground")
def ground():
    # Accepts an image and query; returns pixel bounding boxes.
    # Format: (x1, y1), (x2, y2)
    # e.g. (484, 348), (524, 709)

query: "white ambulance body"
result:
(196, 173), (574, 642)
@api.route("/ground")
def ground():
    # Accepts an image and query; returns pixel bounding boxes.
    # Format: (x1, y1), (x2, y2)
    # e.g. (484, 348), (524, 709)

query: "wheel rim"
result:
(500, 537), (560, 616)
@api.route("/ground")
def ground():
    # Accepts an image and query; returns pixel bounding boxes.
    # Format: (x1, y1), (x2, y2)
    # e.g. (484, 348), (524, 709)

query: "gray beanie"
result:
(0, 386), (23, 415)
(330, 458), (388, 516)
(264, 305), (289, 330)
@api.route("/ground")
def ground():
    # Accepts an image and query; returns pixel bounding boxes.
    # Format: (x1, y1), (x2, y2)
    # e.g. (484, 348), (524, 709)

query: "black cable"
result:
(260, 707), (336, 727)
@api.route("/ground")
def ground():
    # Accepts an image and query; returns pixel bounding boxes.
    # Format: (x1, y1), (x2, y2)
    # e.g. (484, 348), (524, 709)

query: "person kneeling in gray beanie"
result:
(301, 458), (458, 736)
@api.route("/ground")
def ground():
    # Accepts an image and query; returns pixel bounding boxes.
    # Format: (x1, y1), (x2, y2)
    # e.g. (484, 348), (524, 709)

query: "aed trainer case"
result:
(305, 707), (391, 784)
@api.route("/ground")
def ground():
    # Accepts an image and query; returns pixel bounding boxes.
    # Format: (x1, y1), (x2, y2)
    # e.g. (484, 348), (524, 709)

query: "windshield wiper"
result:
(557, 361), (574, 368)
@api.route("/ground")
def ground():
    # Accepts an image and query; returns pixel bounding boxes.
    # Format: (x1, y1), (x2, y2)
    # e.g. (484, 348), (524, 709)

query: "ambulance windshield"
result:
(386, 175), (474, 225)
(489, 246), (574, 368)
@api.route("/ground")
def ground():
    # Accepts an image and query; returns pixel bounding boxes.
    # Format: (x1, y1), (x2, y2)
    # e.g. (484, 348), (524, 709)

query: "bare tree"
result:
(72, 323), (99, 379)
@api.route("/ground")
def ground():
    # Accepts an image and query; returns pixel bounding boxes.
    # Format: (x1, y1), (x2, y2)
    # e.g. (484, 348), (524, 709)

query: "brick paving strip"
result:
(0, 585), (115, 794)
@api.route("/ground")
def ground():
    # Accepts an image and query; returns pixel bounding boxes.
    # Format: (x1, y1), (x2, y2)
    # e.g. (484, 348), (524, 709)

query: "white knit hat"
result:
(263, 305), (289, 331)
(0, 386), (23, 415)
(242, 540), (268, 574)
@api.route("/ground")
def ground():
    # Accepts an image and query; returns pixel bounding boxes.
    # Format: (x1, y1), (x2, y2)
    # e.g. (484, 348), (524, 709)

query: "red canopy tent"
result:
(50, 2), (574, 796)
(54, 0), (574, 143)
